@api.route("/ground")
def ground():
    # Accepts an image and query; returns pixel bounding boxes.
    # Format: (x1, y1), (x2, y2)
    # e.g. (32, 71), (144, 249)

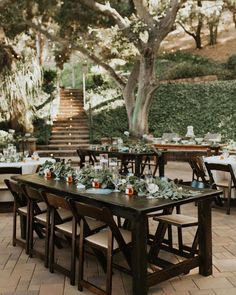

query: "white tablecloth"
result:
(204, 155), (236, 197)
(0, 157), (54, 202)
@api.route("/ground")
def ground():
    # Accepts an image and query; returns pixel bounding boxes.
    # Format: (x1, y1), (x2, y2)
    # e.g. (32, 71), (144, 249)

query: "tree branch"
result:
(78, 0), (144, 51)
(25, 20), (126, 88)
(0, 0), (16, 11)
(178, 21), (196, 39)
(133, 0), (154, 27)
(78, 0), (128, 29)
(153, 0), (187, 50)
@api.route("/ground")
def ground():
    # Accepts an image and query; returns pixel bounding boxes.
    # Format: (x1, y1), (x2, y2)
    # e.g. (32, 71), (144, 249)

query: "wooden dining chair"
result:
(21, 185), (48, 257)
(0, 167), (22, 211)
(77, 149), (98, 168)
(205, 162), (236, 214)
(4, 179), (28, 248)
(188, 156), (208, 183)
(40, 192), (105, 285)
(67, 198), (132, 295)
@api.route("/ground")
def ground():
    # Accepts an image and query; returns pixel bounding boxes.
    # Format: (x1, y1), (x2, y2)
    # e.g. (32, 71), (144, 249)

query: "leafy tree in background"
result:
(177, 0), (204, 49)
(0, 0), (187, 138)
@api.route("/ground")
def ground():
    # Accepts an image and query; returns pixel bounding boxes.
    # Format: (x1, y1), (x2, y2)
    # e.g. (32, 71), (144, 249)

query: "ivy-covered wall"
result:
(92, 80), (236, 141)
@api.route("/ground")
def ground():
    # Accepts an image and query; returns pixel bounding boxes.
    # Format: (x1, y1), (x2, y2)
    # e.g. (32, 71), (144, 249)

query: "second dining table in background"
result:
(77, 148), (166, 177)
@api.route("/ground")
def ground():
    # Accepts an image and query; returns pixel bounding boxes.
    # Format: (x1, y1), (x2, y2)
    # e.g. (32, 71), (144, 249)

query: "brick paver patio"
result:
(1, 162), (236, 295)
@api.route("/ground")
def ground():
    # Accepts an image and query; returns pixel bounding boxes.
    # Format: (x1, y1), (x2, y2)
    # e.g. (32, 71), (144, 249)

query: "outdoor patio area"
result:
(1, 162), (236, 295)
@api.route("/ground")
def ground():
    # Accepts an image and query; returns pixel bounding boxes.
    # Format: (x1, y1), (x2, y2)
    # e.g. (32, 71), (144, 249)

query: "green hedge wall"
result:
(92, 80), (236, 141)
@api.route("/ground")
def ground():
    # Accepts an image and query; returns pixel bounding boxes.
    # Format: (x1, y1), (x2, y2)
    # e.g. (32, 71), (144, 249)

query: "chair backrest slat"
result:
(67, 198), (128, 249)
(205, 162), (236, 187)
(4, 179), (27, 207)
(42, 192), (70, 210)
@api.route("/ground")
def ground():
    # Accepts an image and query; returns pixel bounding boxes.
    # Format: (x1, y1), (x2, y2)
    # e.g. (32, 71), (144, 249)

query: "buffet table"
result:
(154, 143), (220, 161)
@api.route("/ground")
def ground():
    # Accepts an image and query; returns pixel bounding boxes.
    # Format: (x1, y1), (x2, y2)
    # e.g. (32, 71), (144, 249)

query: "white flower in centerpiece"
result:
(124, 131), (130, 137)
(147, 183), (159, 194)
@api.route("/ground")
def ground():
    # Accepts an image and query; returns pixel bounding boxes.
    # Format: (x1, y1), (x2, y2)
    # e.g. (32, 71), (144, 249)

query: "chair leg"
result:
(177, 227), (183, 254)
(70, 217), (77, 285)
(44, 209), (50, 268)
(28, 202), (34, 257)
(226, 189), (231, 215)
(106, 231), (113, 295)
(78, 221), (85, 291)
(12, 203), (17, 247)
(49, 210), (55, 273)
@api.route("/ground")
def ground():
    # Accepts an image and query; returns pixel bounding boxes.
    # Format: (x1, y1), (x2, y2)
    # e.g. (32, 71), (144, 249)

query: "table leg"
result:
(134, 156), (141, 177)
(198, 198), (212, 276)
(131, 214), (148, 295)
(158, 153), (165, 177)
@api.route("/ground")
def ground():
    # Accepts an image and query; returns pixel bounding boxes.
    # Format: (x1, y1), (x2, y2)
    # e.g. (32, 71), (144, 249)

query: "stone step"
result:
(55, 118), (86, 122)
(55, 117), (85, 121)
(58, 107), (84, 111)
(60, 95), (83, 99)
(56, 113), (87, 118)
(52, 127), (89, 132)
(51, 130), (89, 139)
(52, 121), (88, 126)
(59, 102), (84, 106)
(49, 138), (89, 144)
(50, 132), (89, 142)
(60, 89), (83, 93)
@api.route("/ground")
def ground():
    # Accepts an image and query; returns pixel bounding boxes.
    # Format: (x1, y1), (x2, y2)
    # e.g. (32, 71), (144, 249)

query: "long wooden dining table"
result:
(15, 174), (220, 295)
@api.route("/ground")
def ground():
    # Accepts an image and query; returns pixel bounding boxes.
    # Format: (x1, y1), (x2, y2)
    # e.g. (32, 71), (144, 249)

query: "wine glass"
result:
(24, 150), (29, 159)
(111, 170), (121, 192)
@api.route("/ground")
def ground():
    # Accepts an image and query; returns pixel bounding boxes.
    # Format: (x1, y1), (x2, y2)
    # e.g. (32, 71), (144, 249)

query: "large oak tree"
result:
(0, 0), (186, 137)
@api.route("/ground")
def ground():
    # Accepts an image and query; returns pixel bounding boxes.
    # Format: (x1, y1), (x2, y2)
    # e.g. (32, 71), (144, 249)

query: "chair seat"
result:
(17, 206), (28, 215)
(86, 217), (105, 231)
(35, 212), (47, 223)
(0, 183), (7, 190)
(56, 220), (79, 234)
(57, 208), (73, 221)
(85, 228), (131, 250)
(37, 202), (47, 212)
(56, 217), (104, 235)
(154, 214), (198, 227)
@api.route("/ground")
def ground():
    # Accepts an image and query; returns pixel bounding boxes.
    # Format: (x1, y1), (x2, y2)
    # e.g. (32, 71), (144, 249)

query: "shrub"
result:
(162, 62), (213, 80)
(91, 80), (236, 141)
(33, 118), (52, 145)
(226, 54), (236, 70)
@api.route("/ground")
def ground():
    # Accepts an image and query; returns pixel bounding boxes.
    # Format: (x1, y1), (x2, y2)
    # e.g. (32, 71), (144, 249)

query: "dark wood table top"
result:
(15, 174), (220, 216)
(154, 143), (220, 152)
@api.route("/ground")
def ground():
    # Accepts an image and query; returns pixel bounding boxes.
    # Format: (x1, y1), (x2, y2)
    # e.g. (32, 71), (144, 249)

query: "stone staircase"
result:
(37, 88), (90, 163)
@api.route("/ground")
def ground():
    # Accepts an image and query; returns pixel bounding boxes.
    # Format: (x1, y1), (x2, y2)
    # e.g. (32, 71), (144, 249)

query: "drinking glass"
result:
(109, 157), (118, 167)
(111, 170), (121, 192)
(24, 150), (29, 158)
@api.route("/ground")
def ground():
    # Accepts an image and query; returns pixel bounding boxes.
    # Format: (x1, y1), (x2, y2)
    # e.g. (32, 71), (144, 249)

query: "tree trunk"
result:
(123, 51), (156, 138)
(209, 24), (218, 46)
(194, 19), (203, 49)
(233, 12), (236, 28)
(9, 97), (34, 133)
